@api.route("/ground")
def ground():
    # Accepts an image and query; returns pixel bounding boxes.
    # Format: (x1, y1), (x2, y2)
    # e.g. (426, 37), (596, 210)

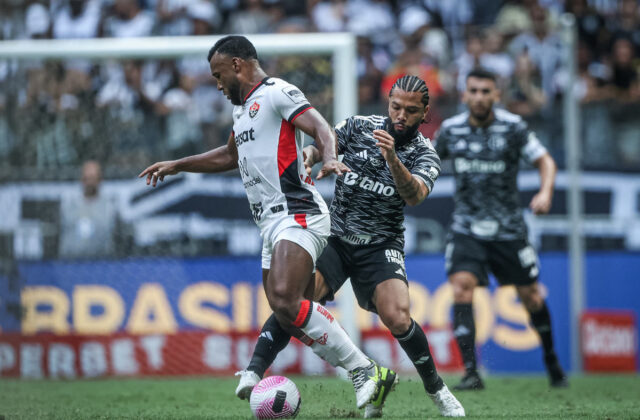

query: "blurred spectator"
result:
(96, 60), (163, 167)
(509, 4), (563, 100)
(311, 0), (348, 32)
(52, 0), (101, 39)
(186, 1), (221, 34)
(455, 29), (514, 92)
(58, 160), (120, 258)
(356, 36), (388, 80)
(608, 38), (640, 103)
(608, 0), (640, 57)
(25, 2), (51, 39)
(423, 0), (473, 56)
(102, 0), (154, 38)
(381, 46), (445, 105)
(156, 71), (202, 157)
(494, 0), (534, 39)
(156, 0), (192, 36)
(226, 0), (273, 34)
(346, 0), (395, 46)
(505, 52), (547, 116)
(564, 0), (609, 59)
(157, 0), (221, 36)
(482, 28), (515, 81)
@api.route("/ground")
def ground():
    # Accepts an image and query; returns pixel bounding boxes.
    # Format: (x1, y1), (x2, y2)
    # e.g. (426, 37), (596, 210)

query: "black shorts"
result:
(445, 233), (540, 287)
(316, 236), (408, 312)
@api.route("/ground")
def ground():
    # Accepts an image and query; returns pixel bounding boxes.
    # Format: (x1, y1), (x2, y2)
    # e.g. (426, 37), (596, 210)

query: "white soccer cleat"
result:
(349, 360), (379, 409)
(364, 403), (383, 418)
(428, 384), (466, 417)
(235, 370), (260, 401)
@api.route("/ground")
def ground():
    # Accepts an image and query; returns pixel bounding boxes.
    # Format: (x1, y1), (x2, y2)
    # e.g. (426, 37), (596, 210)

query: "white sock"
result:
(293, 300), (370, 371)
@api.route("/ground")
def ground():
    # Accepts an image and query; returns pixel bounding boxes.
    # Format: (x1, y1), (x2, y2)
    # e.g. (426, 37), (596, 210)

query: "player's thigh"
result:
(372, 278), (411, 332)
(488, 239), (539, 288)
(446, 233), (489, 298)
(266, 227), (326, 301)
(315, 236), (351, 303)
(351, 240), (407, 313)
(264, 214), (329, 297)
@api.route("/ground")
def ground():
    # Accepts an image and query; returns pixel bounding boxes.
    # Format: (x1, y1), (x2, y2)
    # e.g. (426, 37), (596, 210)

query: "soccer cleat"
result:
(428, 384), (466, 417)
(235, 370), (260, 400)
(545, 354), (569, 388)
(349, 359), (385, 409)
(363, 366), (399, 418)
(452, 370), (485, 391)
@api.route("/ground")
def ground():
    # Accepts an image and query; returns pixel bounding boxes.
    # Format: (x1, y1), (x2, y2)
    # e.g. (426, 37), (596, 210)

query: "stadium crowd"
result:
(0, 0), (639, 180)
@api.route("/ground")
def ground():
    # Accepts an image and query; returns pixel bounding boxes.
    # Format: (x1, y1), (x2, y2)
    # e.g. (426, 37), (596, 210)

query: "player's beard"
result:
(470, 103), (493, 123)
(228, 80), (243, 105)
(385, 117), (421, 148)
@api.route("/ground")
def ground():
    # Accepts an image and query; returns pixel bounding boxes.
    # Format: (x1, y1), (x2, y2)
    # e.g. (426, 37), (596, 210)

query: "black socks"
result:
(247, 313), (292, 378)
(453, 303), (477, 373)
(393, 319), (444, 394)
(529, 301), (556, 358)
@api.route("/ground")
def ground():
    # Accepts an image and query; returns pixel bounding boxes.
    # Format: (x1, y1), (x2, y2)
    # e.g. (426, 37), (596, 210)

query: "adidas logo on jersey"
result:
(343, 172), (395, 197)
(356, 150), (368, 159)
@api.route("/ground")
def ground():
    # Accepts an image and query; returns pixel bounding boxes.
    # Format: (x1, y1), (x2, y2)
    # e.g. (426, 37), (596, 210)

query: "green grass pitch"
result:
(1, 374), (639, 419)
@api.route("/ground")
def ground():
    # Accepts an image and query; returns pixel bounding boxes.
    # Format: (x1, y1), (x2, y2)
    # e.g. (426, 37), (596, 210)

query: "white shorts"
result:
(260, 213), (330, 270)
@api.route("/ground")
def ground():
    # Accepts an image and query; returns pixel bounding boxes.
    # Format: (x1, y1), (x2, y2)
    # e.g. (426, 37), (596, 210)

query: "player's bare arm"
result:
(530, 152), (557, 214)
(293, 108), (349, 180)
(373, 129), (428, 206)
(139, 132), (239, 187)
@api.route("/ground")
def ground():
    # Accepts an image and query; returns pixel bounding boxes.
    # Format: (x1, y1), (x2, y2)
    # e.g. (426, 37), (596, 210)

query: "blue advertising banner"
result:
(1, 252), (639, 373)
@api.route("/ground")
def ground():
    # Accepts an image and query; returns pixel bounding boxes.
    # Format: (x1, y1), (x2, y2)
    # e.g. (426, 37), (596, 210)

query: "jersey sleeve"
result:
(269, 81), (313, 123)
(433, 127), (451, 160)
(516, 121), (547, 164)
(334, 117), (352, 155)
(409, 140), (441, 193)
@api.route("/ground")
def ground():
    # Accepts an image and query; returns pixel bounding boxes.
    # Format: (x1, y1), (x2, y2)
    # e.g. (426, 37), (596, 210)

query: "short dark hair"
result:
(466, 67), (497, 83)
(207, 35), (258, 62)
(389, 75), (430, 106)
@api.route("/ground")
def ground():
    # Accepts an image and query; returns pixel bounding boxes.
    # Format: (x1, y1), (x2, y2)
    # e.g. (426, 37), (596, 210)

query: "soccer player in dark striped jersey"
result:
(237, 76), (465, 418)
(434, 68), (568, 390)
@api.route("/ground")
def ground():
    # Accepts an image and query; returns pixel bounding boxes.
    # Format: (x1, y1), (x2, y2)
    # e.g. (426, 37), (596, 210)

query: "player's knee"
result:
(451, 277), (475, 303)
(521, 293), (543, 312)
(266, 289), (300, 324)
(379, 305), (412, 336)
(517, 285), (542, 311)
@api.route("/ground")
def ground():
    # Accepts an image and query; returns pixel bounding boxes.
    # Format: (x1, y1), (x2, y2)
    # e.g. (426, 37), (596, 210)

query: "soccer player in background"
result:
(236, 75), (465, 418)
(434, 68), (568, 390)
(139, 35), (392, 409)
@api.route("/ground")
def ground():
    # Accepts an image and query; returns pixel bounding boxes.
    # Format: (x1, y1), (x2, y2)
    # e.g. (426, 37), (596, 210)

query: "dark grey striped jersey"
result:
(330, 115), (441, 246)
(435, 109), (547, 241)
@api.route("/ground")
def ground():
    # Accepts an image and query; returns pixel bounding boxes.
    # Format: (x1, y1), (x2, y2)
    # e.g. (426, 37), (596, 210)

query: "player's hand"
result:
(138, 160), (179, 187)
(373, 129), (398, 163)
(530, 190), (553, 215)
(317, 158), (350, 180)
(303, 150), (313, 176)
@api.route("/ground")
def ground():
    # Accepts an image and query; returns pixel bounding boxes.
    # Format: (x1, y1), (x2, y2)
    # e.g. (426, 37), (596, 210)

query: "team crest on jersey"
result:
(249, 101), (260, 118)
(489, 134), (506, 151)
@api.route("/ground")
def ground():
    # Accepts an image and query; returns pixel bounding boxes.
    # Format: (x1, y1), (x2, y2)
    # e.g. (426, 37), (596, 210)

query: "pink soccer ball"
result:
(249, 376), (301, 419)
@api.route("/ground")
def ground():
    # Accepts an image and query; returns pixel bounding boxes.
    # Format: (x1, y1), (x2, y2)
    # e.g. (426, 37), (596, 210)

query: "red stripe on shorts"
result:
(294, 213), (307, 228)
